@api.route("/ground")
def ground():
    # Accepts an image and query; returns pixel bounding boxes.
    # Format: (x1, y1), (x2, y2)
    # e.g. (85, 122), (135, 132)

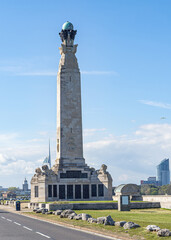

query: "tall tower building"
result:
(157, 158), (170, 186)
(23, 178), (29, 192)
(31, 22), (112, 202)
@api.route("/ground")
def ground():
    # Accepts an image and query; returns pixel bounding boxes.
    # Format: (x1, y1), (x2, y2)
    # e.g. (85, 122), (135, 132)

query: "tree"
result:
(8, 187), (18, 192)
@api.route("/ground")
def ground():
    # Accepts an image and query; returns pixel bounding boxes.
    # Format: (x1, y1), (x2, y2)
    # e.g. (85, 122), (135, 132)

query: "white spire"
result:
(49, 139), (51, 168)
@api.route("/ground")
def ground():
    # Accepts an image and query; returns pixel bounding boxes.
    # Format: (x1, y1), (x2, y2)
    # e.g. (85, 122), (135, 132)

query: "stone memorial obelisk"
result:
(56, 21), (85, 170)
(31, 22), (113, 202)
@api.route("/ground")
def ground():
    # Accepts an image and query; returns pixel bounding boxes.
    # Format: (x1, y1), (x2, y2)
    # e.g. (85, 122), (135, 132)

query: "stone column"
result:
(56, 26), (85, 169)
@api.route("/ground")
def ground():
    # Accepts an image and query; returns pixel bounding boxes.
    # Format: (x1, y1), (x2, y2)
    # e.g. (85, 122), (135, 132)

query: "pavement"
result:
(0, 205), (123, 240)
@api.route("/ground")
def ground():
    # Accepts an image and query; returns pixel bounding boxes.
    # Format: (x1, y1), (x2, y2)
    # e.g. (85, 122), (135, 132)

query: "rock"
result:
(97, 217), (106, 224)
(41, 209), (48, 214)
(123, 222), (140, 229)
(157, 229), (171, 237)
(104, 215), (115, 226)
(35, 209), (43, 213)
(60, 209), (75, 218)
(97, 216), (115, 226)
(33, 208), (39, 212)
(115, 221), (127, 227)
(82, 213), (92, 221)
(54, 210), (63, 216)
(45, 211), (52, 214)
(74, 214), (83, 220)
(68, 213), (77, 219)
(146, 225), (160, 232)
(87, 218), (97, 223)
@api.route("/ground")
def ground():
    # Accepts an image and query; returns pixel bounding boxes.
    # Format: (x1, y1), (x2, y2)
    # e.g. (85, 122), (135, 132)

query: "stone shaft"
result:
(56, 44), (85, 168)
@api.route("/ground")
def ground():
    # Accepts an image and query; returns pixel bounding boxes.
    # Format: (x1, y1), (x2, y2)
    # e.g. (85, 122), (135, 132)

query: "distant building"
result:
(140, 176), (159, 186)
(148, 177), (156, 181)
(2, 191), (16, 200)
(23, 178), (29, 191)
(157, 158), (170, 186)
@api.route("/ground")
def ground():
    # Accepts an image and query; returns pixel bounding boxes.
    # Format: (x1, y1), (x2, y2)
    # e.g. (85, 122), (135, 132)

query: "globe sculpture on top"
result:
(62, 21), (73, 31)
(59, 21), (77, 47)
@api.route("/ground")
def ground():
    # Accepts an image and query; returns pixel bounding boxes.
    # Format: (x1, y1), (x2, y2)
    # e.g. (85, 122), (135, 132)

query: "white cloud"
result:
(27, 138), (44, 143)
(0, 131), (57, 186)
(0, 133), (18, 141)
(16, 70), (118, 77)
(0, 61), (118, 77)
(0, 124), (171, 187)
(0, 159), (36, 175)
(83, 128), (106, 137)
(16, 71), (57, 76)
(139, 100), (171, 109)
(0, 154), (7, 164)
(81, 70), (119, 76)
(84, 124), (171, 186)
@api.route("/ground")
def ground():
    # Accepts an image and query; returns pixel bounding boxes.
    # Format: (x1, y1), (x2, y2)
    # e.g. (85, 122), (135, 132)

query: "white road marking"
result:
(1, 216), (5, 219)
(6, 219), (12, 222)
(36, 232), (51, 238)
(14, 222), (21, 226)
(23, 214), (119, 240)
(23, 226), (32, 231)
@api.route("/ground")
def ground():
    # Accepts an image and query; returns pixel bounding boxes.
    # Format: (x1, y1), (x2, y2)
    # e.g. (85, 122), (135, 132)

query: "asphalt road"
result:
(0, 209), (120, 240)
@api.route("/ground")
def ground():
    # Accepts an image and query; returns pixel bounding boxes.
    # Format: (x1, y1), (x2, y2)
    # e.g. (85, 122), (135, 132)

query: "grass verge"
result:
(24, 208), (171, 240)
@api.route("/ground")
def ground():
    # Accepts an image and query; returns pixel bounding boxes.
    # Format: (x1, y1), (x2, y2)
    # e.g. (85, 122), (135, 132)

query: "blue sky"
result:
(0, 0), (171, 187)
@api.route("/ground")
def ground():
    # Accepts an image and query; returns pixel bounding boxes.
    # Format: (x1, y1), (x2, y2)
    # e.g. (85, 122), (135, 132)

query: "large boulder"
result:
(68, 213), (77, 220)
(146, 225), (160, 232)
(35, 209), (43, 213)
(54, 210), (63, 216)
(88, 218), (97, 223)
(115, 221), (127, 227)
(157, 229), (171, 237)
(82, 213), (92, 221)
(104, 215), (115, 226)
(42, 209), (48, 214)
(60, 209), (75, 218)
(33, 208), (39, 212)
(123, 222), (140, 229)
(74, 214), (83, 220)
(97, 216), (115, 226)
(97, 217), (106, 224)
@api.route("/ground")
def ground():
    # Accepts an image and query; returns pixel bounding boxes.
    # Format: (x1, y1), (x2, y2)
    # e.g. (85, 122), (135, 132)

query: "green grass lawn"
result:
(24, 208), (171, 240)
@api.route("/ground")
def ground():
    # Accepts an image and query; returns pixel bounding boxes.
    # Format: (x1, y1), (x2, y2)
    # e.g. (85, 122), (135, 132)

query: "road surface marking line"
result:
(6, 219), (12, 222)
(1, 216), (5, 219)
(23, 226), (32, 231)
(22, 214), (119, 240)
(36, 232), (50, 238)
(5, 211), (119, 240)
(14, 222), (21, 226)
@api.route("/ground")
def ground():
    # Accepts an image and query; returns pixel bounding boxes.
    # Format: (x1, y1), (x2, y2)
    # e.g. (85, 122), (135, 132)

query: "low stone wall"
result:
(47, 203), (117, 211)
(27, 202), (160, 211)
(142, 195), (171, 202)
(131, 202), (160, 209)
(142, 195), (171, 209)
